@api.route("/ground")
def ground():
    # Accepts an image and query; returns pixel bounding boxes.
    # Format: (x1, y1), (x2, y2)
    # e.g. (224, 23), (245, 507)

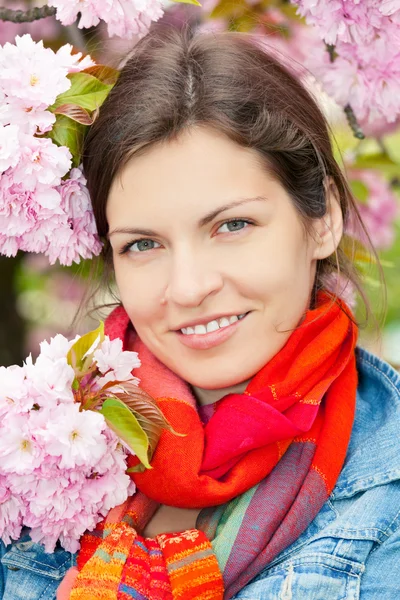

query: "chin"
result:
(184, 372), (249, 391)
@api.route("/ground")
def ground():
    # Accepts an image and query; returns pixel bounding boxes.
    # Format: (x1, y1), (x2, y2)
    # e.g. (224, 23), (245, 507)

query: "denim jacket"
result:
(1, 346), (400, 600)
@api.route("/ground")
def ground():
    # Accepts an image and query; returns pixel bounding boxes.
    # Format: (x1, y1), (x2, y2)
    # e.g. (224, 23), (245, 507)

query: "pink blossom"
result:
(0, 414), (44, 475)
(0, 364), (31, 417)
(0, 477), (24, 546)
(0, 136), (71, 257)
(0, 33), (93, 137)
(0, 175), (47, 241)
(104, 0), (164, 40)
(82, 467), (134, 514)
(46, 167), (103, 266)
(293, 0), (385, 45)
(0, 326), (140, 551)
(41, 403), (108, 469)
(48, 0), (164, 40)
(346, 170), (399, 250)
(0, 34), (72, 110)
(292, 1), (400, 127)
(12, 134), (72, 192)
(55, 43), (96, 73)
(0, 34), (102, 265)
(380, 0), (400, 18)
(24, 355), (75, 407)
(359, 115), (400, 138)
(94, 337), (141, 385)
(0, 102), (56, 136)
(0, 124), (20, 172)
(0, 157), (102, 265)
(5, 471), (39, 499)
(38, 333), (79, 362)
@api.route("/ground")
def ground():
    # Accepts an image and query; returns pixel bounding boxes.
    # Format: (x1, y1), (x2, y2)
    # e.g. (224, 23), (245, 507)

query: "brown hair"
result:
(79, 24), (385, 329)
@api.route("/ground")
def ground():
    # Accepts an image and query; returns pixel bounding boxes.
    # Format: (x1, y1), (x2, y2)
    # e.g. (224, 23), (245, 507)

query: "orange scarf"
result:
(130, 291), (358, 508)
(61, 291), (358, 599)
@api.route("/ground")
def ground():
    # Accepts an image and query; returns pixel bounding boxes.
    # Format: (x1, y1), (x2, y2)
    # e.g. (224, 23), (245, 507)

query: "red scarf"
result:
(63, 291), (358, 599)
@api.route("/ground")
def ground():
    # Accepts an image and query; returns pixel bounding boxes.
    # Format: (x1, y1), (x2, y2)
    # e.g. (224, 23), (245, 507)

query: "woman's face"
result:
(107, 126), (341, 394)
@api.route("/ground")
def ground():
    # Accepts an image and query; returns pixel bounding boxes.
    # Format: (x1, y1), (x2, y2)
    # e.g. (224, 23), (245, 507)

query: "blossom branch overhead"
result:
(0, 5), (56, 23)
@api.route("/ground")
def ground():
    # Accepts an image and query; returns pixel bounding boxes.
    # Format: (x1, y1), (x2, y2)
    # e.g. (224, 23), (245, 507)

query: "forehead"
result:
(106, 126), (277, 225)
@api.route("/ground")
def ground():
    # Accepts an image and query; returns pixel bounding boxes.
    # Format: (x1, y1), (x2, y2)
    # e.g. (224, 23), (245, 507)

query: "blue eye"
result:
(218, 219), (251, 233)
(121, 239), (161, 254)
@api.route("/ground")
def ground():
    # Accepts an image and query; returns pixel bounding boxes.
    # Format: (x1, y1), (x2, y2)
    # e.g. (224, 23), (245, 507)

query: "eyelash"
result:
(118, 218), (255, 255)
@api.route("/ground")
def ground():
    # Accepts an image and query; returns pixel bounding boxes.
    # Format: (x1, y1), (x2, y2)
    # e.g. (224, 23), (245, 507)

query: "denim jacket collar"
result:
(333, 346), (400, 499)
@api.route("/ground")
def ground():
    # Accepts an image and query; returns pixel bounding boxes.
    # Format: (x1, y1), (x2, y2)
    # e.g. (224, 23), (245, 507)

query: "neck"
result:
(191, 379), (251, 406)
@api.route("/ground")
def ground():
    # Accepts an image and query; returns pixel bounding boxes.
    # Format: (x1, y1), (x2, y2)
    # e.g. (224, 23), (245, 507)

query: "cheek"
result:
(114, 263), (163, 324)
(233, 248), (309, 297)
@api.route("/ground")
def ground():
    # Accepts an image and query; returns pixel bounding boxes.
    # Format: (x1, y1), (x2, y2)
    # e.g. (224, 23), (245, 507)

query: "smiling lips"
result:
(176, 312), (249, 350)
(180, 313), (247, 335)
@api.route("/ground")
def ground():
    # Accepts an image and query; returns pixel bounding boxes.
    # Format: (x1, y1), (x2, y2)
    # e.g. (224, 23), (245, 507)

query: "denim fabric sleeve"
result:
(0, 540), (12, 598)
(359, 513), (400, 599)
(0, 540), (9, 598)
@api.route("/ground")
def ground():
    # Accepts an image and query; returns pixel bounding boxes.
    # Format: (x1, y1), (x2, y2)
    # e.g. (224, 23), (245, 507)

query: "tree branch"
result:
(344, 104), (365, 140)
(0, 5), (56, 23)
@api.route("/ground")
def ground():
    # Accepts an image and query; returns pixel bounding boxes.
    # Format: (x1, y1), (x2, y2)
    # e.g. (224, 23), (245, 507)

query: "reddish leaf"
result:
(54, 103), (95, 126)
(82, 65), (121, 85)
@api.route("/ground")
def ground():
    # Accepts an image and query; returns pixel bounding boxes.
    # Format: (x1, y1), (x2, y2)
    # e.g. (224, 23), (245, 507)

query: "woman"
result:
(1, 25), (400, 600)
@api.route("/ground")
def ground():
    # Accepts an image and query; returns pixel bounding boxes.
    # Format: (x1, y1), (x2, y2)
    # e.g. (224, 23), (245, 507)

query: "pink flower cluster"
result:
(346, 169), (399, 250)
(292, 0), (400, 127)
(0, 334), (140, 553)
(48, 0), (164, 40)
(0, 34), (102, 265)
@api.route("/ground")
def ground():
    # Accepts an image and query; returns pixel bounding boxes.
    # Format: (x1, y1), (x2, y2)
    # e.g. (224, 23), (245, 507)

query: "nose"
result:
(164, 248), (223, 308)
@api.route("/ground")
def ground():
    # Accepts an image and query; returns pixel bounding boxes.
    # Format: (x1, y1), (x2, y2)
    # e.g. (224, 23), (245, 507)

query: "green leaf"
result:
(49, 72), (114, 112)
(341, 234), (377, 267)
(353, 153), (400, 178)
(67, 321), (105, 371)
(363, 274), (381, 288)
(171, 0), (202, 5)
(378, 259), (395, 269)
(210, 0), (247, 19)
(126, 464), (147, 474)
(111, 382), (185, 462)
(278, 3), (302, 20)
(72, 377), (80, 391)
(349, 179), (369, 204)
(229, 12), (257, 32)
(99, 397), (151, 469)
(45, 114), (86, 168)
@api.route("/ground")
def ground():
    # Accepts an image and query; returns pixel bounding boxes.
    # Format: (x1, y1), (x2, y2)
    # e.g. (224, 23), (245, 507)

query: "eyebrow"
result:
(108, 195), (268, 238)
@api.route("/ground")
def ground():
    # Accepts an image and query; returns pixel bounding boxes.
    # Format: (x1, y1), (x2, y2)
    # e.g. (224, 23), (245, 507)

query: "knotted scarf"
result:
(58, 291), (358, 600)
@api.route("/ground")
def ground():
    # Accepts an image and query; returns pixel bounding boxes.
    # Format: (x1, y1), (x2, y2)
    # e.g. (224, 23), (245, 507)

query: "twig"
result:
(0, 5), (56, 23)
(325, 43), (337, 63)
(344, 104), (365, 140)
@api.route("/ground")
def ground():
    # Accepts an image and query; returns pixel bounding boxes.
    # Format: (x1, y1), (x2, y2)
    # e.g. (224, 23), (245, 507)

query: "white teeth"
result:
(194, 324), (207, 335)
(206, 320), (219, 333)
(218, 317), (230, 328)
(180, 313), (247, 335)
